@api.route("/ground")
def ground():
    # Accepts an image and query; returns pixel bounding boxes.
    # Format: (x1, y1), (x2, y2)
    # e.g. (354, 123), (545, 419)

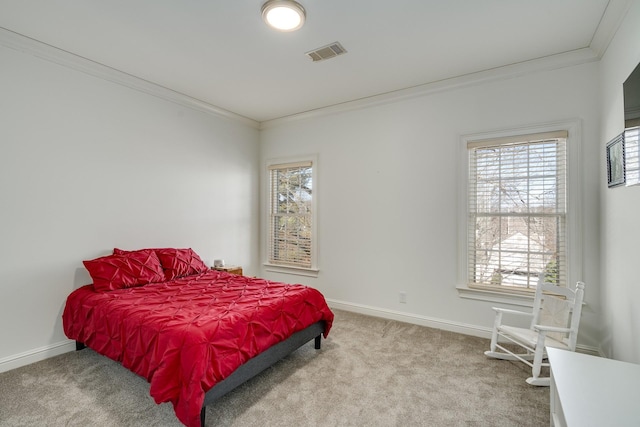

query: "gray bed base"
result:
(76, 321), (326, 427)
(200, 320), (325, 425)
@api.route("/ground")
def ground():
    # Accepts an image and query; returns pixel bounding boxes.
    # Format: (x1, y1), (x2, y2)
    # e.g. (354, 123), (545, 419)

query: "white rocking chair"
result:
(484, 277), (586, 386)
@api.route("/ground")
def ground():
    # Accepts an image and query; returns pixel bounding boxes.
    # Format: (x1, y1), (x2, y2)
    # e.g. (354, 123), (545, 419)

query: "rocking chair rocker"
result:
(484, 276), (586, 386)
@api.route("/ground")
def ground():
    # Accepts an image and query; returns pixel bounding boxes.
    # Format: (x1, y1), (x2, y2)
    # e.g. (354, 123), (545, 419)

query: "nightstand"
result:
(212, 266), (243, 275)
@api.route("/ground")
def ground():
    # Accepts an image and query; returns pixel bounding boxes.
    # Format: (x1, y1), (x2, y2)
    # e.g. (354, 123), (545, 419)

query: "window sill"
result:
(456, 285), (535, 308)
(263, 263), (319, 278)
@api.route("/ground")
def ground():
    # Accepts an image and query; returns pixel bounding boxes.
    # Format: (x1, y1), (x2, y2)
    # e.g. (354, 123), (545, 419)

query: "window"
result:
(267, 159), (316, 271)
(624, 126), (640, 186)
(466, 130), (568, 291)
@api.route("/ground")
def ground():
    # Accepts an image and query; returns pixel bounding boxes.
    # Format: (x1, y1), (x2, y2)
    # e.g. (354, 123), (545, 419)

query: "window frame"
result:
(457, 121), (582, 305)
(264, 155), (319, 277)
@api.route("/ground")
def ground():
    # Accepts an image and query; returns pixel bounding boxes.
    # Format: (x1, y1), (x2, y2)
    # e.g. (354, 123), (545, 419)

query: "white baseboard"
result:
(0, 302), (602, 374)
(577, 345), (603, 357)
(0, 340), (76, 374)
(326, 298), (493, 339)
(326, 298), (602, 356)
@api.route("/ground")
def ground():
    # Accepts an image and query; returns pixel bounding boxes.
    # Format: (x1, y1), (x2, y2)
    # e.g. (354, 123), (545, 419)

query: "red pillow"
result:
(113, 248), (151, 256)
(84, 250), (165, 292)
(114, 247), (208, 280)
(155, 248), (208, 280)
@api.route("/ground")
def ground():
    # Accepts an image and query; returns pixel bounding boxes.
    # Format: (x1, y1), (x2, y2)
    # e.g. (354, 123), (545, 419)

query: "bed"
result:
(62, 248), (334, 427)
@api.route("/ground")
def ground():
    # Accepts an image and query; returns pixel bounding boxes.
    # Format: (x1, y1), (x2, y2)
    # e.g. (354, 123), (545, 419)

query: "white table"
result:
(548, 347), (640, 427)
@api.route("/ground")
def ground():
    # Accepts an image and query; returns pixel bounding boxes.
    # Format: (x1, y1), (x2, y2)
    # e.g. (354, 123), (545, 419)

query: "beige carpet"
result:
(0, 309), (549, 426)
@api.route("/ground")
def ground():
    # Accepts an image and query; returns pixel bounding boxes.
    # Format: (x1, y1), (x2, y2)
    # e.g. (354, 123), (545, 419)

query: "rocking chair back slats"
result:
(539, 295), (571, 342)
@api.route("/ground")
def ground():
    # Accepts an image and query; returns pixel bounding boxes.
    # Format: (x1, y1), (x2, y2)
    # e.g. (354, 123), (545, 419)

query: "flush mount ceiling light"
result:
(261, 0), (306, 32)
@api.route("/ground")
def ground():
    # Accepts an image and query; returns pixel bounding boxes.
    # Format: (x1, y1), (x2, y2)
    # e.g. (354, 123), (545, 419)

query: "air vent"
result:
(305, 42), (347, 62)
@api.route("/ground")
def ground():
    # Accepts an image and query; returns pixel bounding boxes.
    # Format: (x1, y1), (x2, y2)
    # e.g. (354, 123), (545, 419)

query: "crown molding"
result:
(0, 27), (260, 129)
(261, 1), (633, 129)
(2, 14), (619, 133)
(589, 0), (633, 58)
(260, 47), (600, 129)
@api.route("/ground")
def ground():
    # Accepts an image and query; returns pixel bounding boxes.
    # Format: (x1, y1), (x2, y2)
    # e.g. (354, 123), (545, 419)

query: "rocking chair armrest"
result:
(533, 324), (572, 334)
(490, 307), (533, 317)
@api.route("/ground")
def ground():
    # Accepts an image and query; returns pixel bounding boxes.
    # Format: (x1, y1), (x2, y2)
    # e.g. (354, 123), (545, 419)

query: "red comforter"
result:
(62, 269), (334, 426)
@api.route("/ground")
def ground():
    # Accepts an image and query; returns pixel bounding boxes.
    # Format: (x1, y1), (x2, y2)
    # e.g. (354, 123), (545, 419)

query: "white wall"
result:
(5, 5), (639, 372)
(260, 62), (603, 350)
(599, 1), (640, 363)
(0, 44), (260, 371)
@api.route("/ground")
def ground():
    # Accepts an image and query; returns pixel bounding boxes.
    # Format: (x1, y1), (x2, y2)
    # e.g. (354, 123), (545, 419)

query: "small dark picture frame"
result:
(607, 133), (626, 188)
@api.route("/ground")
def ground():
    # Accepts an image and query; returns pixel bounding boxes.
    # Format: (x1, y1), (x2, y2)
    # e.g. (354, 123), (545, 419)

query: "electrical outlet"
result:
(399, 291), (407, 304)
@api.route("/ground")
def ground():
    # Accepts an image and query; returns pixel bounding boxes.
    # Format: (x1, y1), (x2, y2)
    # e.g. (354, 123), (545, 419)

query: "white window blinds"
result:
(467, 131), (568, 290)
(624, 126), (640, 186)
(268, 161), (313, 268)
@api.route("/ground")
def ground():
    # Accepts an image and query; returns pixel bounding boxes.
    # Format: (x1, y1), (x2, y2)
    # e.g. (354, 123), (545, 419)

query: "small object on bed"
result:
(64, 247), (334, 427)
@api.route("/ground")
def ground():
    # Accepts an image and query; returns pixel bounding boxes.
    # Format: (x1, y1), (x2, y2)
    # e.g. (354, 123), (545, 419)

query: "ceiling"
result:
(0, 0), (630, 123)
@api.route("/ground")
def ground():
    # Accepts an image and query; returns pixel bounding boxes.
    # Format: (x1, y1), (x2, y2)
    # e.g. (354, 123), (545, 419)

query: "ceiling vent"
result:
(305, 42), (347, 62)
